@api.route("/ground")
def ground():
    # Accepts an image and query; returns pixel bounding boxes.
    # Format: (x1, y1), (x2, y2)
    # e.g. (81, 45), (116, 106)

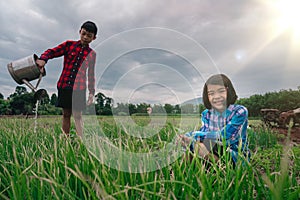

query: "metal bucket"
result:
(7, 54), (47, 100)
(7, 54), (45, 84)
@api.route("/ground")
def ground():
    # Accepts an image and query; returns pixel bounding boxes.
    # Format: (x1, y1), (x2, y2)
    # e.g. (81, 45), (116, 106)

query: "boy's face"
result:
(79, 28), (96, 46)
(207, 84), (227, 113)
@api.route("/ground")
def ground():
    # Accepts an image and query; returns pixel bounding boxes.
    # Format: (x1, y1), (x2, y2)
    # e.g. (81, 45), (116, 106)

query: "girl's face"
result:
(207, 84), (227, 113)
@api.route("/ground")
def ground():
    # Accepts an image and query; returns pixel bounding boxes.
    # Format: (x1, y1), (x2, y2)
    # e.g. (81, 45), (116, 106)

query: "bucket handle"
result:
(22, 73), (43, 92)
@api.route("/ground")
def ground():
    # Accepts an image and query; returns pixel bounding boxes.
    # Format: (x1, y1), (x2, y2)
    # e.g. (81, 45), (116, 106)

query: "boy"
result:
(36, 21), (97, 137)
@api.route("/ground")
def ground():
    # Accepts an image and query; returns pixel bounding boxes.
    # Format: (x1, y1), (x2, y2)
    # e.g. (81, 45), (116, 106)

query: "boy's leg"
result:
(73, 110), (83, 137)
(62, 108), (72, 135)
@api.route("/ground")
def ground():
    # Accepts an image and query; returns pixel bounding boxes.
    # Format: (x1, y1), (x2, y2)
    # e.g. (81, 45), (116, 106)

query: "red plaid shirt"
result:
(40, 40), (96, 94)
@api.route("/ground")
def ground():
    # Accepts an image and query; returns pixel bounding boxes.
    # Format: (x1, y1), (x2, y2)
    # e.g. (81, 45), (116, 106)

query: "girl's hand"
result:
(194, 143), (210, 157)
(177, 134), (192, 148)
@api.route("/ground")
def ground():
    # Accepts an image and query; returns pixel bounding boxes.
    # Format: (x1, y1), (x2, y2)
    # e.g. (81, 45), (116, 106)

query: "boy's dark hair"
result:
(202, 74), (238, 109)
(81, 21), (98, 35)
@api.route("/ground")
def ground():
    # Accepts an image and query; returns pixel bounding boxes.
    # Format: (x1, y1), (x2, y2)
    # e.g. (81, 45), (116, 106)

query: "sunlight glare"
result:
(275, 0), (300, 41)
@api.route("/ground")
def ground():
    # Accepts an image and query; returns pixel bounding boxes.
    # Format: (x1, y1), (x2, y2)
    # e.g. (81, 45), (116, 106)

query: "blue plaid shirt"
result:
(186, 104), (250, 163)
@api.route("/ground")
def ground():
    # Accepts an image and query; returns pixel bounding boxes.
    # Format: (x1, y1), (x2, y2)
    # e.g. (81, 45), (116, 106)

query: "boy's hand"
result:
(36, 59), (46, 74)
(87, 93), (94, 106)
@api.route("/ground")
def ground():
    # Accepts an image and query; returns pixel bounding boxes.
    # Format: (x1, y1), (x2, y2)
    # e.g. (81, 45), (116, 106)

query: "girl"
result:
(180, 74), (250, 164)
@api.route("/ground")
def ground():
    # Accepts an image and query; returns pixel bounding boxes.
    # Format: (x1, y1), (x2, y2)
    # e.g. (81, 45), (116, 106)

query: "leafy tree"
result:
(50, 93), (58, 106)
(95, 92), (106, 115)
(237, 88), (300, 117)
(4, 86), (299, 117)
(38, 104), (61, 115)
(181, 104), (195, 114)
(152, 104), (165, 114)
(95, 92), (106, 107)
(39, 90), (50, 105)
(136, 103), (150, 114)
(237, 94), (265, 117)
(174, 104), (181, 114)
(16, 86), (28, 95)
(0, 99), (10, 114)
(94, 92), (113, 115)
(102, 97), (113, 115)
(112, 103), (129, 115)
(164, 104), (174, 114)
(9, 86), (28, 99)
(199, 104), (206, 114)
(128, 103), (137, 115)
(9, 92), (35, 115)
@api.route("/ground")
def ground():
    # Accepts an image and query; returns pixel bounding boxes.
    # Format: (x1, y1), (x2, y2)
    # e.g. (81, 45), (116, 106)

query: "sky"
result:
(1, 0), (300, 105)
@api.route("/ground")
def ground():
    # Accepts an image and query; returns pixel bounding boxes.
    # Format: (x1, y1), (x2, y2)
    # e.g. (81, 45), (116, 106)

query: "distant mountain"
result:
(181, 97), (203, 105)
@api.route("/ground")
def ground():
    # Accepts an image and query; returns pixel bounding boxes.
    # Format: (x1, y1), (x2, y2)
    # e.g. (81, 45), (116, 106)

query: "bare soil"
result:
(272, 127), (300, 144)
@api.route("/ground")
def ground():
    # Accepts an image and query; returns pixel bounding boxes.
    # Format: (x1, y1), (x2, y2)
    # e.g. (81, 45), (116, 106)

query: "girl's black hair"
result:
(81, 21), (98, 35)
(202, 74), (238, 109)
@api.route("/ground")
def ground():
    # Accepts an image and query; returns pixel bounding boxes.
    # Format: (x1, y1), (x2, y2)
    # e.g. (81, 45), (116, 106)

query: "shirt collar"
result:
(211, 109), (226, 117)
(76, 40), (89, 48)
(210, 104), (235, 118)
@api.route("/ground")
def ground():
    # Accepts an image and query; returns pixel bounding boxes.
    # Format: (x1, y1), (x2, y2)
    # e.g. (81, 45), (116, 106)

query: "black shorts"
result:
(56, 88), (86, 111)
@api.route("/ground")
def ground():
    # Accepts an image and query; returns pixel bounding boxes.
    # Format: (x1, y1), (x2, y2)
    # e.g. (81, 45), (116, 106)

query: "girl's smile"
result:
(207, 84), (227, 113)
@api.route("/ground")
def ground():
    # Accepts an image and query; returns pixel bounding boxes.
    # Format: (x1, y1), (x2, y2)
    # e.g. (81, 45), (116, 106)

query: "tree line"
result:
(1, 86), (300, 117)
(236, 87), (300, 117)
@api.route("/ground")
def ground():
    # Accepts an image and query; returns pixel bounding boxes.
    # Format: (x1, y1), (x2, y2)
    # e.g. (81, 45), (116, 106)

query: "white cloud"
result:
(0, 0), (299, 102)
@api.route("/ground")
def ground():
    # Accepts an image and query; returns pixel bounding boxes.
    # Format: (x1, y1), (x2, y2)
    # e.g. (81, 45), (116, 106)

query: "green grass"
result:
(0, 116), (299, 199)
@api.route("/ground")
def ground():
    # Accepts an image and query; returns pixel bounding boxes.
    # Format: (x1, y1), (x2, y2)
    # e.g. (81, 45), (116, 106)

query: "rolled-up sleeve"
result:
(39, 41), (68, 62)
